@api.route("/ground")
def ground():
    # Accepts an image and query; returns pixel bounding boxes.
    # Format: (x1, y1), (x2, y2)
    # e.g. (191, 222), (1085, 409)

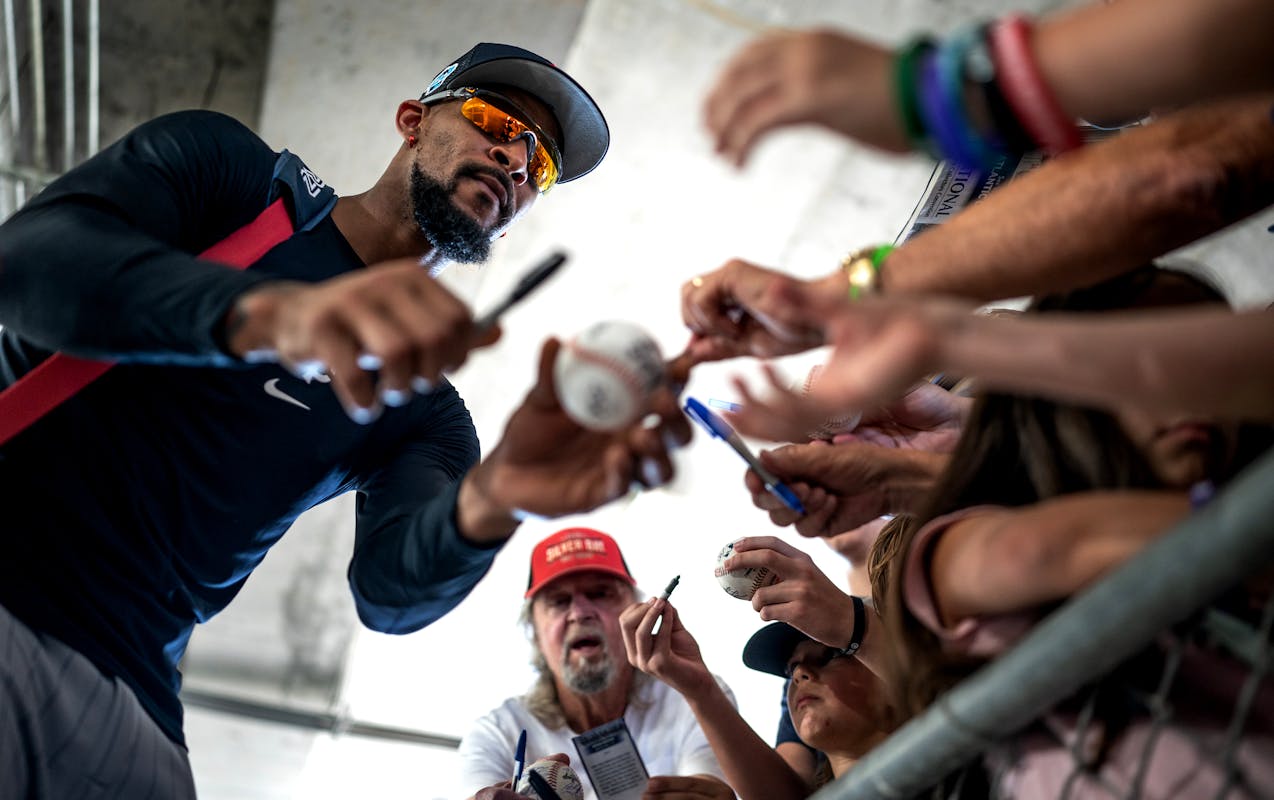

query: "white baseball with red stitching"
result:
(799, 363), (861, 440)
(713, 541), (779, 600)
(554, 321), (665, 432)
(516, 758), (585, 800)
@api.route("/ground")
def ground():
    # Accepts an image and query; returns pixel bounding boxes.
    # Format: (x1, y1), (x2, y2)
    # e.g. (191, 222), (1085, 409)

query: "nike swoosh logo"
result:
(264, 378), (311, 411)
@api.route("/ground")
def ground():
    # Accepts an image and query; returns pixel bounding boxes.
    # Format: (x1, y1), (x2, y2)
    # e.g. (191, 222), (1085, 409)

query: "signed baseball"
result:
(516, 758), (585, 800)
(714, 541), (779, 600)
(798, 364), (861, 440)
(554, 321), (665, 431)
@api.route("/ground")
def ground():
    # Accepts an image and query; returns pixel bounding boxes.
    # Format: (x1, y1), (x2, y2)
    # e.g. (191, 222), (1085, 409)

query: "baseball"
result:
(714, 541), (779, 600)
(517, 758), (585, 800)
(798, 364), (861, 440)
(554, 320), (665, 431)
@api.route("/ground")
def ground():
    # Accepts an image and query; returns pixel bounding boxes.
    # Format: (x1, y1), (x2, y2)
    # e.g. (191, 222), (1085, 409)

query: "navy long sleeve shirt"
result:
(0, 110), (497, 745)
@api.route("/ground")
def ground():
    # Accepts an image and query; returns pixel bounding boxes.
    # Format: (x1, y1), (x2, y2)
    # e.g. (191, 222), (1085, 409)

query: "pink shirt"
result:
(902, 506), (1274, 798)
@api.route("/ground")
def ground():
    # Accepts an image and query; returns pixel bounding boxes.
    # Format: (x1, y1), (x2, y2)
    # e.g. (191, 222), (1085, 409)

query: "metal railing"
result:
(819, 448), (1274, 800)
(0, 0), (99, 217)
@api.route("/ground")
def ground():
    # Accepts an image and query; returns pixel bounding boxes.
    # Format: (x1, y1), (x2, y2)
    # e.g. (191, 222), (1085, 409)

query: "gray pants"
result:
(0, 602), (196, 799)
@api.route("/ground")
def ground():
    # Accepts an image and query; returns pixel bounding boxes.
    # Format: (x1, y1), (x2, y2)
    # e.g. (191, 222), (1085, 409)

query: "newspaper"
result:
(896, 126), (1125, 243)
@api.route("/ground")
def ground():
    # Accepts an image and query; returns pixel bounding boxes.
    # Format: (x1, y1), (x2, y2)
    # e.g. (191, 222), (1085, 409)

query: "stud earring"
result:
(407, 135), (417, 147)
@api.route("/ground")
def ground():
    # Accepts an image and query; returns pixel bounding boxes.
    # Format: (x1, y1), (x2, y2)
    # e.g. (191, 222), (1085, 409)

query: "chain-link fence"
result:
(819, 450), (1274, 800)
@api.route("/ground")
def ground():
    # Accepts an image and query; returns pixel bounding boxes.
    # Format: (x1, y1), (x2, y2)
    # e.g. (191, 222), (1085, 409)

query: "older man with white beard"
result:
(458, 527), (735, 799)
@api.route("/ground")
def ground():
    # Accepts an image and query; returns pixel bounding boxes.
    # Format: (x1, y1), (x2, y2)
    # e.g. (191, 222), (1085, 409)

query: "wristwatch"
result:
(840, 244), (895, 300)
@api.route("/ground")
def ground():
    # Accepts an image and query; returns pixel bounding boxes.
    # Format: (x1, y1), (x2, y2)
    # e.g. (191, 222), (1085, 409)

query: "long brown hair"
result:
(881, 266), (1265, 719)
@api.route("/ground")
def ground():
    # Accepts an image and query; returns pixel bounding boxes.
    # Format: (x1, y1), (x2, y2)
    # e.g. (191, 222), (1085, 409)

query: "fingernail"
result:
(641, 458), (665, 488)
(294, 359), (327, 380)
(662, 429), (684, 452)
(411, 376), (434, 394)
(382, 388), (410, 407)
(348, 406), (377, 425)
(356, 353), (383, 371)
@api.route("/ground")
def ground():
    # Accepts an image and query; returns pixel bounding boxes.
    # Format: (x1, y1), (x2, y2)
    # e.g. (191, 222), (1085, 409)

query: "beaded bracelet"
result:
(962, 22), (1035, 156)
(935, 24), (1002, 171)
(988, 14), (1082, 155)
(917, 49), (979, 170)
(893, 37), (937, 157)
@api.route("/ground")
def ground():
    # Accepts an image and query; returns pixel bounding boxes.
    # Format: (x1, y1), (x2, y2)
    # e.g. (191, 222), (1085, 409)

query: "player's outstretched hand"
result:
(723, 536), (859, 649)
(458, 338), (693, 542)
(620, 599), (713, 697)
(643, 774), (735, 798)
(226, 258), (500, 422)
(704, 28), (906, 168)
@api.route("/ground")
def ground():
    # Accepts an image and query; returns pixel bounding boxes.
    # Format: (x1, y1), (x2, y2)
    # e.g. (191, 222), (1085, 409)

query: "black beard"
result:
(409, 163), (511, 264)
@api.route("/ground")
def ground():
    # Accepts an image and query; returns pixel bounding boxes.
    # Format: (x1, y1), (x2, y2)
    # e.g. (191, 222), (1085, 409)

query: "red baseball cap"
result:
(525, 527), (636, 598)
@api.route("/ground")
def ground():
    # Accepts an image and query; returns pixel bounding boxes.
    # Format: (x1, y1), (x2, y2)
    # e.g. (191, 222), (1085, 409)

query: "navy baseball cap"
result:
(742, 622), (814, 678)
(422, 42), (609, 184)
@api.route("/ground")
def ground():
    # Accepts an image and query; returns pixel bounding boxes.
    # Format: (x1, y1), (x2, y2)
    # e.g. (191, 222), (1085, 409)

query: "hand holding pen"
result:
(684, 397), (805, 514)
(619, 588), (714, 698)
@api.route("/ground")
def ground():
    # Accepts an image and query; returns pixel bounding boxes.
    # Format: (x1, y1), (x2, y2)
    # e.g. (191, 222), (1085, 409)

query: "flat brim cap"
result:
(742, 622), (814, 678)
(424, 42), (609, 183)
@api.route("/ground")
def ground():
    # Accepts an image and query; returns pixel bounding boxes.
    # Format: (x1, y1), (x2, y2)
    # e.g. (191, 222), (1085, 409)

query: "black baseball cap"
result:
(742, 622), (814, 678)
(422, 42), (609, 184)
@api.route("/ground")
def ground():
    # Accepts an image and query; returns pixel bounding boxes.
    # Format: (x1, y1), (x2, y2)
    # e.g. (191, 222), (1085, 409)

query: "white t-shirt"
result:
(458, 676), (735, 800)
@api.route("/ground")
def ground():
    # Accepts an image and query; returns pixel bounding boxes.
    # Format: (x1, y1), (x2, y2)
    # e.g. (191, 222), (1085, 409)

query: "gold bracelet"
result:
(840, 244), (894, 301)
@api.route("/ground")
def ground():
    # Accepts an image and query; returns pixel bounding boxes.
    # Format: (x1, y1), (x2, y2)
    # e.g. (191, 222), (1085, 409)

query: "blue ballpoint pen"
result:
(684, 397), (806, 515)
(513, 729), (527, 786)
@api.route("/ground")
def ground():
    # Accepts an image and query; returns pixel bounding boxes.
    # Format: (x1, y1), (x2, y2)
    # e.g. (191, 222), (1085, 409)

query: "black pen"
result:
(652, 575), (680, 635)
(474, 251), (567, 332)
(660, 575), (680, 601)
(526, 768), (565, 800)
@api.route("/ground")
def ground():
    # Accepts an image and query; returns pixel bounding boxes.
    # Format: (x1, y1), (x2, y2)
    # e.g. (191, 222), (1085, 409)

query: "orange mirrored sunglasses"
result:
(419, 86), (561, 194)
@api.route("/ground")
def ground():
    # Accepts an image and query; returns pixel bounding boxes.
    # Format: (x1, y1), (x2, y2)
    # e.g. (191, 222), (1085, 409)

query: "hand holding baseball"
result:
(517, 757), (584, 800)
(459, 338), (693, 541)
(620, 599), (714, 698)
(723, 536), (858, 649)
(714, 541), (780, 600)
(554, 321), (667, 431)
(466, 753), (575, 800)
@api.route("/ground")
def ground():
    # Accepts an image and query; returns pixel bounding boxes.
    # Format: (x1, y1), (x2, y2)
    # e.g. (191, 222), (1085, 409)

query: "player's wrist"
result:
(457, 468), (520, 545)
(222, 281), (298, 360)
